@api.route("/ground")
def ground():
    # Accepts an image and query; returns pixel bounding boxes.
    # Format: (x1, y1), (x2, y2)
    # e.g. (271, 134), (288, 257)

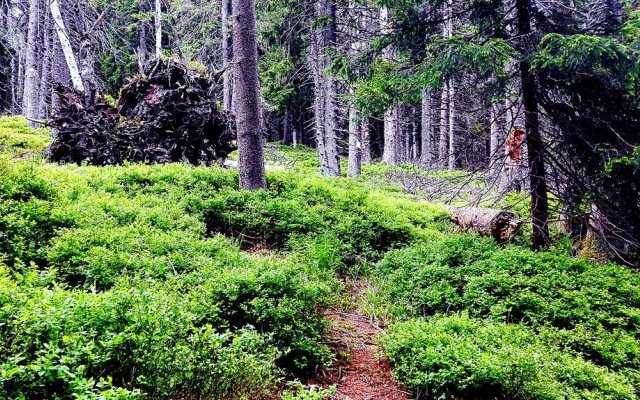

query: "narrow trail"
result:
(314, 282), (410, 400)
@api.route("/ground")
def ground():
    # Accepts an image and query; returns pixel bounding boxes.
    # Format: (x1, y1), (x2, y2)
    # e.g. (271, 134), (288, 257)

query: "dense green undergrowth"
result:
(0, 116), (50, 158)
(1, 117), (639, 399)
(0, 118), (448, 399)
(377, 236), (640, 399)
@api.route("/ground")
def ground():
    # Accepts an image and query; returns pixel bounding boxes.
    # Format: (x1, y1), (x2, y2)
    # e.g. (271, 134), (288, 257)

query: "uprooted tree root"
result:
(48, 59), (236, 166)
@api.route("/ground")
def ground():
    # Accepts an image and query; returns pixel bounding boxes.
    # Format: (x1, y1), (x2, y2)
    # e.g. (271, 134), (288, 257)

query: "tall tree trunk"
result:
(11, 56), (19, 113)
(155, 0), (162, 57)
(22, 0), (40, 127)
(310, 27), (327, 168)
(410, 107), (418, 161)
(51, 18), (70, 113)
(36, 8), (52, 119)
(444, 0), (456, 171)
(361, 119), (372, 164)
(137, 19), (148, 73)
(503, 63), (525, 192)
(17, 53), (24, 113)
(232, 0), (266, 190)
(347, 0), (365, 175)
(516, 0), (550, 249)
(76, 9), (97, 106)
(221, 0), (233, 112)
(50, 0), (84, 92)
(292, 125), (298, 148)
(283, 106), (293, 144)
(439, 84), (449, 165)
(348, 94), (362, 177)
(398, 104), (409, 163)
(489, 101), (504, 179)
(383, 106), (398, 164)
(311, 0), (340, 177)
(6, 0), (24, 114)
(448, 81), (456, 170)
(322, 66), (340, 175)
(380, 6), (401, 165)
(420, 89), (434, 168)
(321, 1), (340, 177)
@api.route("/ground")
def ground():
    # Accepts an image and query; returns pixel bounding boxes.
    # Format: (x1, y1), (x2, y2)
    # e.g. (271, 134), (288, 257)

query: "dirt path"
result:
(314, 282), (410, 400)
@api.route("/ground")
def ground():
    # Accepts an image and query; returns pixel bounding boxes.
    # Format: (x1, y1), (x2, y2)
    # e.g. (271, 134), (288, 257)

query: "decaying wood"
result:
(48, 59), (236, 166)
(448, 206), (523, 244)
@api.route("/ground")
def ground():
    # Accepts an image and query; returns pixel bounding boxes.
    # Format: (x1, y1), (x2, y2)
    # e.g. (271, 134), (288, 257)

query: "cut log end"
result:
(448, 206), (523, 245)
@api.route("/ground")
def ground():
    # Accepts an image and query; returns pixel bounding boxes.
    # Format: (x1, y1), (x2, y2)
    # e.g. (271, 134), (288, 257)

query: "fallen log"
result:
(448, 206), (523, 244)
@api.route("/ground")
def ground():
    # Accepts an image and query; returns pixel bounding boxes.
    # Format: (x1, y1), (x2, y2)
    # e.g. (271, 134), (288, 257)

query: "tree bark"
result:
(50, 15), (71, 117)
(137, 18), (148, 74)
(348, 94), (362, 177)
(502, 65), (524, 192)
(6, 0), (25, 114)
(448, 81), (456, 170)
(221, 0), (233, 112)
(516, 0), (550, 249)
(489, 101), (504, 179)
(283, 106), (293, 145)
(380, 6), (402, 165)
(76, 8), (97, 106)
(22, 0), (40, 127)
(361, 119), (372, 164)
(439, 84), (449, 165)
(18, 52), (24, 113)
(410, 106), (418, 161)
(420, 89), (434, 168)
(232, 0), (266, 190)
(310, 0), (341, 177)
(155, 0), (162, 57)
(11, 56), (19, 113)
(50, 0), (84, 92)
(36, 7), (52, 120)
(383, 106), (399, 164)
(292, 126), (298, 148)
(444, 0), (456, 171)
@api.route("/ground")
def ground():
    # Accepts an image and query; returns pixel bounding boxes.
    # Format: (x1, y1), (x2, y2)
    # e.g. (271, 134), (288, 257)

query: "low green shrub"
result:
(202, 172), (449, 269)
(0, 156), (68, 266)
(0, 148), (448, 398)
(377, 234), (640, 398)
(381, 315), (637, 400)
(6, 133), (636, 400)
(0, 158), (349, 398)
(0, 116), (50, 157)
(0, 265), (279, 400)
(281, 381), (336, 400)
(377, 235), (640, 333)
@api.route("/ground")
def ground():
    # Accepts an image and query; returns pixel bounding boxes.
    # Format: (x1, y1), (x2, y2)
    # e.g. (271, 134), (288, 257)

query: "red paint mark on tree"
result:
(507, 127), (525, 163)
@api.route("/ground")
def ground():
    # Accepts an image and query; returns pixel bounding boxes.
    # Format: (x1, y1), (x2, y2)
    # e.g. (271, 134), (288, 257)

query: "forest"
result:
(0, 0), (640, 399)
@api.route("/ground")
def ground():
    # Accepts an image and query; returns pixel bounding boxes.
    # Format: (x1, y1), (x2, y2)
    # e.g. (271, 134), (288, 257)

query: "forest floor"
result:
(5, 123), (637, 400)
(314, 282), (410, 400)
